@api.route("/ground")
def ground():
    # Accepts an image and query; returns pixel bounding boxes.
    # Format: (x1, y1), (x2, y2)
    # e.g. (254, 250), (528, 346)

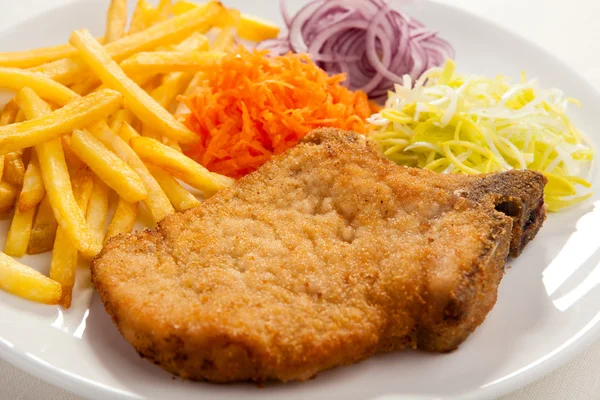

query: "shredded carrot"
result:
(182, 47), (377, 178)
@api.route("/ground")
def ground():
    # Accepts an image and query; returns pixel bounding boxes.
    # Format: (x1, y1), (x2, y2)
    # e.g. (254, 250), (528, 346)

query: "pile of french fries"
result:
(0, 0), (279, 307)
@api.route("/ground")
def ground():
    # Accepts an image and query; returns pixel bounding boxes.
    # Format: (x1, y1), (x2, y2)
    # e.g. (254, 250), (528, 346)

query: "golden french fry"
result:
(5, 88), (122, 154)
(133, 32), (208, 89)
(237, 14), (280, 42)
(175, 70), (205, 116)
(162, 137), (181, 152)
(106, 0), (128, 43)
(0, 43), (83, 69)
(17, 151), (45, 212)
(105, 198), (137, 243)
(172, 0), (236, 26)
(28, 196), (58, 254)
(70, 76), (99, 96)
(121, 50), (223, 76)
(156, 0), (172, 21)
(171, 0), (196, 15)
(0, 251), (61, 304)
(0, 181), (18, 214)
(50, 228), (77, 307)
(108, 108), (133, 132)
(14, 109), (26, 123)
(177, 0), (281, 40)
(0, 104), (14, 182)
(150, 166), (200, 211)
(141, 76), (161, 94)
(118, 121), (138, 142)
(61, 136), (85, 172)
(71, 30), (198, 144)
(85, 177), (110, 253)
(141, 124), (181, 151)
(16, 88), (99, 257)
(0, 68), (78, 105)
(50, 168), (94, 308)
(129, 0), (157, 34)
(170, 30), (209, 54)
(0, 100), (19, 126)
(35, 2), (225, 85)
(90, 122), (174, 223)
(4, 201), (36, 257)
(70, 129), (147, 202)
(131, 136), (233, 195)
(212, 26), (235, 52)
(4, 152), (25, 187)
(0, 37), (105, 69)
(39, 139), (98, 257)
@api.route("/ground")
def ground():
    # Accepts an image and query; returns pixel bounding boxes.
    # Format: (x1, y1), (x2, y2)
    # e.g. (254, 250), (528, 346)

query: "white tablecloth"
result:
(0, 0), (599, 399)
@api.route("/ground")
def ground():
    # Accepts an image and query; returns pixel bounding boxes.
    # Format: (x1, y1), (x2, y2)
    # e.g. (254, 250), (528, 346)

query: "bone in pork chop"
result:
(92, 128), (546, 383)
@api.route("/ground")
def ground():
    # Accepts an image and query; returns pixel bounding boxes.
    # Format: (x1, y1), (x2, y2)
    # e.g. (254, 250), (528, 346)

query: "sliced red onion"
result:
(258, 0), (455, 102)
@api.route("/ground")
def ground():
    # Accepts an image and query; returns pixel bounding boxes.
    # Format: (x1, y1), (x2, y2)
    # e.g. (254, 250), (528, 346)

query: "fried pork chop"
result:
(91, 128), (547, 383)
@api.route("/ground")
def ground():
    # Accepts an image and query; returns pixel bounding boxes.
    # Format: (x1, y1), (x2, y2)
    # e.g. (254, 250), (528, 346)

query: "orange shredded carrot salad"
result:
(182, 47), (377, 178)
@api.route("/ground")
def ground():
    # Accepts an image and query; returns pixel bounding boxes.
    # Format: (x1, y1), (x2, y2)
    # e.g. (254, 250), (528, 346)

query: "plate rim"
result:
(0, 1), (599, 399)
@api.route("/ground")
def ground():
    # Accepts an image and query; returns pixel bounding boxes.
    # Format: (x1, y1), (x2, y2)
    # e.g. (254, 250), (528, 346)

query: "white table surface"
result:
(0, 0), (599, 399)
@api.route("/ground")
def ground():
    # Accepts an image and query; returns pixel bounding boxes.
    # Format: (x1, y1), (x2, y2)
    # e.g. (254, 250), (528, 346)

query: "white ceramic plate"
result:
(1, 1), (600, 399)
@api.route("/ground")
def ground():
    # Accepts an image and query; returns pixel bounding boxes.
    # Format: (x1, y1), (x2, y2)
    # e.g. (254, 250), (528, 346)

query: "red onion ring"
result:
(258, 0), (455, 102)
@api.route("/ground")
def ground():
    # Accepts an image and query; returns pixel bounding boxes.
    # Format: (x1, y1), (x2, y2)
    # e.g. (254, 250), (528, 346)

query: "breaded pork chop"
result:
(92, 128), (546, 383)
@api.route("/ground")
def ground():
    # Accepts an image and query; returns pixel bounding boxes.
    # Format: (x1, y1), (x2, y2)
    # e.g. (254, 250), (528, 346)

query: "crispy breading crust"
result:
(92, 128), (546, 382)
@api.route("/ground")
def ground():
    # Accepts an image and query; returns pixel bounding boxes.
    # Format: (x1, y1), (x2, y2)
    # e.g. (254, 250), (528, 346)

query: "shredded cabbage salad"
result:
(368, 60), (594, 212)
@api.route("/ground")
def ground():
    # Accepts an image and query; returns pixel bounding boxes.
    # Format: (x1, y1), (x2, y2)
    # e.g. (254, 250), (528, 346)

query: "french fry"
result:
(3, 88), (122, 154)
(212, 25), (235, 52)
(0, 37), (105, 69)
(0, 43), (84, 69)
(118, 121), (138, 142)
(157, 0), (172, 20)
(0, 182), (18, 214)
(0, 68), (78, 105)
(129, 0), (157, 34)
(14, 109), (26, 123)
(131, 136), (233, 195)
(39, 140), (99, 257)
(85, 177), (110, 253)
(150, 166), (200, 211)
(0, 101), (18, 182)
(132, 32), (209, 88)
(236, 13), (280, 42)
(173, 28), (232, 116)
(70, 29), (197, 144)
(175, 70), (204, 116)
(0, 252), (61, 305)
(105, 0), (129, 43)
(34, 2), (225, 85)
(172, 0), (237, 26)
(108, 108), (133, 132)
(141, 76), (161, 94)
(4, 200), (36, 257)
(121, 50), (223, 75)
(16, 88), (99, 258)
(17, 151), (45, 212)
(61, 135), (85, 172)
(28, 196), (58, 254)
(70, 76), (99, 96)
(174, 0), (279, 42)
(90, 122), (174, 223)
(171, 0), (197, 15)
(105, 198), (137, 243)
(50, 168), (93, 308)
(4, 152), (25, 187)
(49, 228), (77, 307)
(0, 99), (19, 125)
(70, 129), (147, 202)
